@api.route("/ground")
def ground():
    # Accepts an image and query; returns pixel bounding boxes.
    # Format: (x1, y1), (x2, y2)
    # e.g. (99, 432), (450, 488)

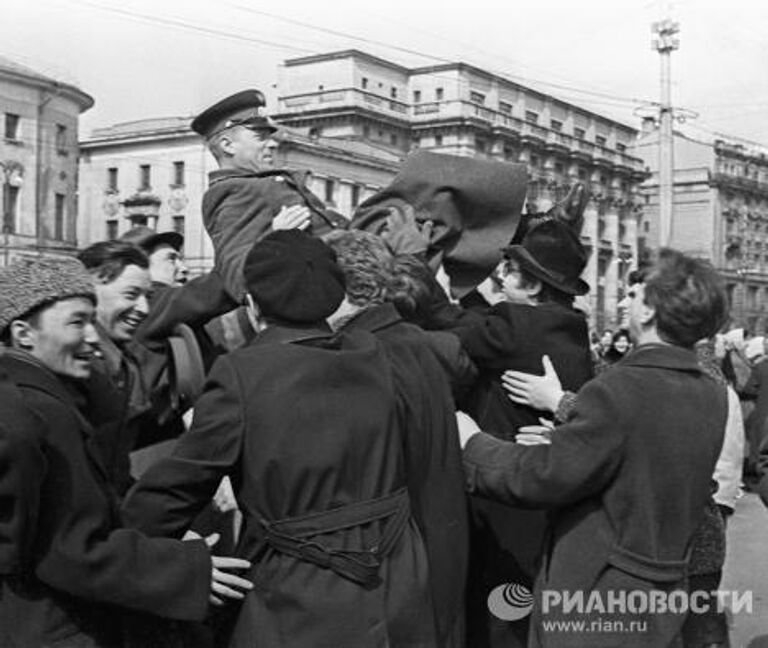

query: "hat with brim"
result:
(120, 226), (184, 253)
(502, 219), (590, 296)
(191, 89), (278, 139)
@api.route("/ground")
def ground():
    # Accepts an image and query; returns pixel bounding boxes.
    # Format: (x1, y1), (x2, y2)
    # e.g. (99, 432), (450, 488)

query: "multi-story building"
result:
(79, 49), (648, 330)
(274, 50), (648, 330)
(633, 122), (768, 332)
(0, 55), (93, 264)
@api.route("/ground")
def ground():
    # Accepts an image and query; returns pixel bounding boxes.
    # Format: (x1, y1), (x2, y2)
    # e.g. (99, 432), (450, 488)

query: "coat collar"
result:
(254, 321), (334, 346)
(621, 343), (703, 374)
(208, 167), (300, 186)
(343, 303), (403, 333)
(0, 348), (92, 417)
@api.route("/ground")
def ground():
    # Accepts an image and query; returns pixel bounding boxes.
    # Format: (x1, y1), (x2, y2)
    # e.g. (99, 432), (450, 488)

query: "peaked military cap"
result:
(191, 89), (278, 139)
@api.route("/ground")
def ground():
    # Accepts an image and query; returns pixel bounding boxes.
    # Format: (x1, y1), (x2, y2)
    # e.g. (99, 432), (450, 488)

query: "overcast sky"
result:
(3, 0), (767, 146)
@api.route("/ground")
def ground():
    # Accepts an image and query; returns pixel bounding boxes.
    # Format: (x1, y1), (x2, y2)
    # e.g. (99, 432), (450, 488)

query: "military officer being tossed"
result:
(191, 88), (348, 302)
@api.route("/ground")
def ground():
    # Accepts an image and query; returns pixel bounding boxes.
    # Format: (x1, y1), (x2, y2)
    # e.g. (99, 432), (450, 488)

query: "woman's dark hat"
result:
(502, 219), (590, 296)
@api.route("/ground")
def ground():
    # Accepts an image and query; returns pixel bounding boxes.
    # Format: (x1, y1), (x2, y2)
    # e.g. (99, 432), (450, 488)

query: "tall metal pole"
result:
(652, 19), (679, 247)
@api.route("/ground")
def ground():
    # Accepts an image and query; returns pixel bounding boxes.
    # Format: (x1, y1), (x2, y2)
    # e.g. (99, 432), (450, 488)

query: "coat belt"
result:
(253, 488), (410, 588)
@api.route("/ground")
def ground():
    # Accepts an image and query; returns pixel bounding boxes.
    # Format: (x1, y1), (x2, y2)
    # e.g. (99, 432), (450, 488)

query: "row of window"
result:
(4, 112), (69, 151)
(107, 161), (186, 192)
(105, 215), (185, 241)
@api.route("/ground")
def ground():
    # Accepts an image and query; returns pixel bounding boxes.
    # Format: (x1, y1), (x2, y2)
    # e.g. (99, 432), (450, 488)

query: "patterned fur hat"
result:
(0, 257), (96, 334)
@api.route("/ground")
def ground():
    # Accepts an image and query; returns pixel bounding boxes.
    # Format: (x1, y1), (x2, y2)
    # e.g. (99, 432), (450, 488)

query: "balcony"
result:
(279, 88), (410, 120)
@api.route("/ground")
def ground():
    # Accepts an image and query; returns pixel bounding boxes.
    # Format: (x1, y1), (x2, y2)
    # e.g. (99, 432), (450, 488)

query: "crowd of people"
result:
(0, 88), (759, 648)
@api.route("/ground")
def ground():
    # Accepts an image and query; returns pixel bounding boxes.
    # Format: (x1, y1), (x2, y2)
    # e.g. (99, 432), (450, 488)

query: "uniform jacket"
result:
(0, 350), (211, 648)
(202, 168), (348, 301)
(463, 344), (728, 648)
(122, 323), (437, 648)
(452, 301), (593, 648)
(341, 303), (469, 647)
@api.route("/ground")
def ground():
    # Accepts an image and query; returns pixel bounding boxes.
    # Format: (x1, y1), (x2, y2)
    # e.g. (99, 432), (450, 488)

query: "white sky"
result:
(3, 0), (767, 145)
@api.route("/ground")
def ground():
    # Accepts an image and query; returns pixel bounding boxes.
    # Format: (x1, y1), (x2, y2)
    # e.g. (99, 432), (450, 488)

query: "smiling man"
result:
(193, 88), (347, 302)
(77, 240), (155, 494)
(0, 256), (252, 648)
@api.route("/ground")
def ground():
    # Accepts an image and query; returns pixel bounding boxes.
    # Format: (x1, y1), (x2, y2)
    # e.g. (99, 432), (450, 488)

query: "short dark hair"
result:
(323, 230), (392, 307)
(78, 241), (149, 283)
(643, 248), (728, 348)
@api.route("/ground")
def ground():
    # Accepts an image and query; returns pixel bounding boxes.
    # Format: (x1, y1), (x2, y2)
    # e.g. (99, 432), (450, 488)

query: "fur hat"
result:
(243, 230), (345, 323)
(502, 219), (590, 296)
(0, 257), (96, 334)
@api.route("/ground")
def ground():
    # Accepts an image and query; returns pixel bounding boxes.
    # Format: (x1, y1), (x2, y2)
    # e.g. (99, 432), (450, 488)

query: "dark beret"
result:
(243, 230), (346, 324)
(191, 89), (277, 138)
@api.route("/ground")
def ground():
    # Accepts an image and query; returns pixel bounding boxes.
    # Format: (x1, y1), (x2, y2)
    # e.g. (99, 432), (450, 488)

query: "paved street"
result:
(721, 492), (768, 647)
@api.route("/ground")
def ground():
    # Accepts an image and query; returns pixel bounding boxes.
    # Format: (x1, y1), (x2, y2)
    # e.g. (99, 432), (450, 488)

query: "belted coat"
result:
(122, 323), (437, 648)
(463, 344), (728, 648)
(0, 350), (211, 648)
(341, 303), (469, 647)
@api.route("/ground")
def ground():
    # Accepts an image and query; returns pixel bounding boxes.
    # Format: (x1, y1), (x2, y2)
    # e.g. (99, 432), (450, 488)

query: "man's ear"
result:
(525, 279), (543, 299)
(640, 301), (656, 327)
(216, 133), (236, 157)
(9, 320), (35, 350)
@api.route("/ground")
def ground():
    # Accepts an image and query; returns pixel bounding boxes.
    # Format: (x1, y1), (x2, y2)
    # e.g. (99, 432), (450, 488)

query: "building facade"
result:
(79, 49), (648, 330)
(633, 124), (768, 333)
(0, 56), (93, 264)
(78, 118), (400, 274)
(274, 50), (648, 331)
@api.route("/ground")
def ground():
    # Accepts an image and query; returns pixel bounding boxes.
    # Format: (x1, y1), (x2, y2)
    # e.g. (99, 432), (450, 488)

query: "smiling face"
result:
(613, 333), (631, 354)
(493, 257), (540, 305)
(11, 297), (99, 379)
(94, 264), (152, 343)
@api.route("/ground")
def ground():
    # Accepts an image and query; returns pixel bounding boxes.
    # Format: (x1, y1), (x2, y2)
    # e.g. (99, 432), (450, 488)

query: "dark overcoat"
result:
(341, 303), (469, 647)
(453, 301), (593, 647)
(202, 168), (348, 300)
(463, 344), (728, 648)
(0, 367), (46, 576)
(0, 350), (211, 648)
(122, 324), (437, 648)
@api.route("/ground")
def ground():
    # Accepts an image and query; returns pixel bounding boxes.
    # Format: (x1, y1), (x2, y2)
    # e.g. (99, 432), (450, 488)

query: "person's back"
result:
(123, 231), (437, 647)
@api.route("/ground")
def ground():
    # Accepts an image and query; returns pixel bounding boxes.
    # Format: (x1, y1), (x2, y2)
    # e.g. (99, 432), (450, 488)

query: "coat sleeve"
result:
(454, 307), (518, 365)
(0, 413), (46, 574)
(135, 271), (238, 350)
(462, 378), (625, 507)
(122, 357), (244, 538)
(22, 389), (211, 622)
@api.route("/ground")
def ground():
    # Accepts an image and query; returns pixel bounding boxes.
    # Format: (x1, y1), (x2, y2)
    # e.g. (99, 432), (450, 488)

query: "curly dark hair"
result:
(322, 230), (393, 307)
(644, 248), (728, 348)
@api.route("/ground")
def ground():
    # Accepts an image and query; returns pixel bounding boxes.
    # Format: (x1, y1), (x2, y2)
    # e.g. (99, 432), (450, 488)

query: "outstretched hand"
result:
(502, 355), (564, 414)
(204, 533), (253, 607)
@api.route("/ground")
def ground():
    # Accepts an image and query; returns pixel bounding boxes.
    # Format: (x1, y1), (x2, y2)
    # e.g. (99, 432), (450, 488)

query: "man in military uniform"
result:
(191, 89), (347, 302)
